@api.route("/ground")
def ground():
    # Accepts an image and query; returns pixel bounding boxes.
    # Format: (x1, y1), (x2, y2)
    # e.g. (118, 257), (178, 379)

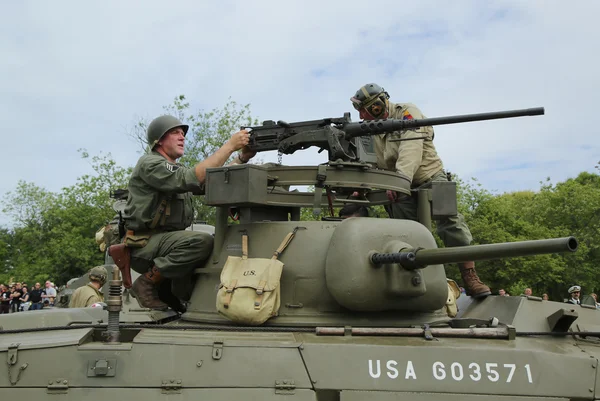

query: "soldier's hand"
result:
(227, 129), (251, 152)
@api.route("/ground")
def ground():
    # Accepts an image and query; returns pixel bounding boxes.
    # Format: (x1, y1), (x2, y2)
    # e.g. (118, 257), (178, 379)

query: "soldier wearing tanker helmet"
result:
(350, 83), (491, 298)
(117, 115), (254, 310)
(69, 266), (107, 308)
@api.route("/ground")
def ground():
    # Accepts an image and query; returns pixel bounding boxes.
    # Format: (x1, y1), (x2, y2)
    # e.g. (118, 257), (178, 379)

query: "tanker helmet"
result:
(146, 115), (189, 151)
(350, 83), (390, 119)
(89, 266), (108, 286)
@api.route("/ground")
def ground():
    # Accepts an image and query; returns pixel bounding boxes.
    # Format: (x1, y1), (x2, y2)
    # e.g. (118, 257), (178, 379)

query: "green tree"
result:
(1, 152), (131, 285)
(454, 172), (600, 300)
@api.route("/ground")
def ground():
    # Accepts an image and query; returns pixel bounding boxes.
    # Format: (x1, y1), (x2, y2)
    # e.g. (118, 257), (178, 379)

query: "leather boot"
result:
(459, 261), (491, 298)
(131, 266), (168, 310)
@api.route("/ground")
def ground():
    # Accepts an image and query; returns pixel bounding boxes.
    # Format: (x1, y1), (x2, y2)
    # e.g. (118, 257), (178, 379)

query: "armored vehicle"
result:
(0, 107), (596, 400)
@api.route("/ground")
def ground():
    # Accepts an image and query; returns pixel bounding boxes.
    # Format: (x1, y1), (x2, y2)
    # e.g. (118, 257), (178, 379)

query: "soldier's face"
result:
(359, 104), (389, 121)
(159, 128), (186, 160)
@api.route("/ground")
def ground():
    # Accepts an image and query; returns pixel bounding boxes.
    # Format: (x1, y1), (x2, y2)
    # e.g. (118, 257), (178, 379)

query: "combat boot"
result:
(131, 266), (168, 310)
(458, 261), (491, 298)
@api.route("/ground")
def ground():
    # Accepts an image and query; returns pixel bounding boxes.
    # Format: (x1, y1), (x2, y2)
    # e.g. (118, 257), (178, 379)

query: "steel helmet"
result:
(146, 115), (189, 151)
(89, 266), (108, 286)
(350, 83), (390, 118)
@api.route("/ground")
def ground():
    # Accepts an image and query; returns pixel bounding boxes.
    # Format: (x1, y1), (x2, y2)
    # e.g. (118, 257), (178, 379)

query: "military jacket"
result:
(69, 283), (103, 308)
(123, 151), (203, 232)
(373, 102), (443, 186)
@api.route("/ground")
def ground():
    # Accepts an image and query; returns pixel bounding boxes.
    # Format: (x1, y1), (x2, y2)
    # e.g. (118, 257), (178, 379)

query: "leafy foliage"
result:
(451, 172), (600, 300)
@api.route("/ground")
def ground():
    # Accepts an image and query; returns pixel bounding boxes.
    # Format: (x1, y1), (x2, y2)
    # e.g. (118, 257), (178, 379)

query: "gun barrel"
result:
(370, 237), (578, 269)
(344, 107), (545, 139)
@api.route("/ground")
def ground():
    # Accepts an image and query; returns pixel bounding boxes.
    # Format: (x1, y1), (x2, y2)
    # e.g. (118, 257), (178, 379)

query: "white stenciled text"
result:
(368, 360), (533, 384)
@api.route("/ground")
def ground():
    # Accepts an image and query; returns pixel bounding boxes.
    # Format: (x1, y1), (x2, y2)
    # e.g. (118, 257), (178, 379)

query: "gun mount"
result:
(246, 107), (544, 162)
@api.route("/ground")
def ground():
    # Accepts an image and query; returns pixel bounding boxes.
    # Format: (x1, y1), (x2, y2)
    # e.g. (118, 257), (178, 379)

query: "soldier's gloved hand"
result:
(227, 129), (251, 151)
(386, 190), (409, 203)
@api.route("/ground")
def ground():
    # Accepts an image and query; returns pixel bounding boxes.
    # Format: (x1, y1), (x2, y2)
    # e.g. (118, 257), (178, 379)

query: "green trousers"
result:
(130, 230), (214, 279)
(385, 171), (473, 247)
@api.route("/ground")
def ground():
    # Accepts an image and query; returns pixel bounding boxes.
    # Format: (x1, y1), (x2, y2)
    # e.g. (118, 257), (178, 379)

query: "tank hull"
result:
(0, 296), (598, 399)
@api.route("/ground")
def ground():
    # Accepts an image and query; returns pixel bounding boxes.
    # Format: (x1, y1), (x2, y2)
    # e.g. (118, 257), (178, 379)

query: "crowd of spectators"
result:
(0, 280), (57, 313)
(494, 285), (600, 308)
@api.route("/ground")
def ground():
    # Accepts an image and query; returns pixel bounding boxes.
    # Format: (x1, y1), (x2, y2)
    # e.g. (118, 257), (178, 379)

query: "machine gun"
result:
(245, 107), (545, 162)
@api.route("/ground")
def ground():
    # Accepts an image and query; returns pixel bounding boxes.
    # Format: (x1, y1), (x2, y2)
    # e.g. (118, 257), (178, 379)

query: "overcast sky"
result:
(1, 0), (599, 225)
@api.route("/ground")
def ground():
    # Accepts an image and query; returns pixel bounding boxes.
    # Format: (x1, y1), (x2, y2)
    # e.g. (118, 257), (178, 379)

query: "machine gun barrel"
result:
(344, 107), (545, 139)
(370, 236), (578, 270)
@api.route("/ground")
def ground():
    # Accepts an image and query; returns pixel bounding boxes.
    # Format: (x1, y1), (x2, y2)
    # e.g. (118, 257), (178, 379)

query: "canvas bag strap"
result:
(241, 232), (249, 260)
(272, 226), (303, 260)
(223, 279), (238, 308)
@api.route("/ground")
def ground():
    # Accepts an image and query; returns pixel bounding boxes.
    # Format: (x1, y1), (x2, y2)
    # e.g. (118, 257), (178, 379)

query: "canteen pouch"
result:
(217, 229), (298, 325)
(445, 278), (461, 318)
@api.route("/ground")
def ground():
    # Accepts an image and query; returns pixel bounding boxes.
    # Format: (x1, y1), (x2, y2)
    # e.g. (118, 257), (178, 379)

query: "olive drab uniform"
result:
(123, 151), (214, 279)
(374, 102), (472, 248)
(69, 283), (103, 308)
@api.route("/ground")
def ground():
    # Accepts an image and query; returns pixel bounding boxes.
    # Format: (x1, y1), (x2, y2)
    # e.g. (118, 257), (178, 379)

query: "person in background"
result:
(28, 282), (44, 310)
(41, 280), (57, 306)
(69, 266), (107, 308)
(0, 285), (11, 314)
(19, 286), (30, 311)
(566, 285), (581, 305)
(10, 283), (23, 313)
(591, 293), (600, 309)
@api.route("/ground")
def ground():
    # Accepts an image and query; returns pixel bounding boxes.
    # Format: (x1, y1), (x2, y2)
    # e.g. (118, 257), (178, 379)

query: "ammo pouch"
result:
(445, 278), (461, 318)
(216, 229), (298, 325)
(123, 230), (151, 249)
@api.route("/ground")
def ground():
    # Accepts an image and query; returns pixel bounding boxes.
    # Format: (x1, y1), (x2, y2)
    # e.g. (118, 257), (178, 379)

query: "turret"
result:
(181, 107), (577, 326)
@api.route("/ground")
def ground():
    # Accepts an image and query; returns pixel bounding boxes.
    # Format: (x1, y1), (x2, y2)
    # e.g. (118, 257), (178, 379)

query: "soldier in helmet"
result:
(120, 115), (254, 310)
(350, 83), (491, 298)
(69, 266), (107, 308)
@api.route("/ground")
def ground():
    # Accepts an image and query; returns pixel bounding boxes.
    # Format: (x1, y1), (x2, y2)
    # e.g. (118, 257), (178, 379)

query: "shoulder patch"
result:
(165, 162), (180, 172)
(402, 110), (414, 120)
